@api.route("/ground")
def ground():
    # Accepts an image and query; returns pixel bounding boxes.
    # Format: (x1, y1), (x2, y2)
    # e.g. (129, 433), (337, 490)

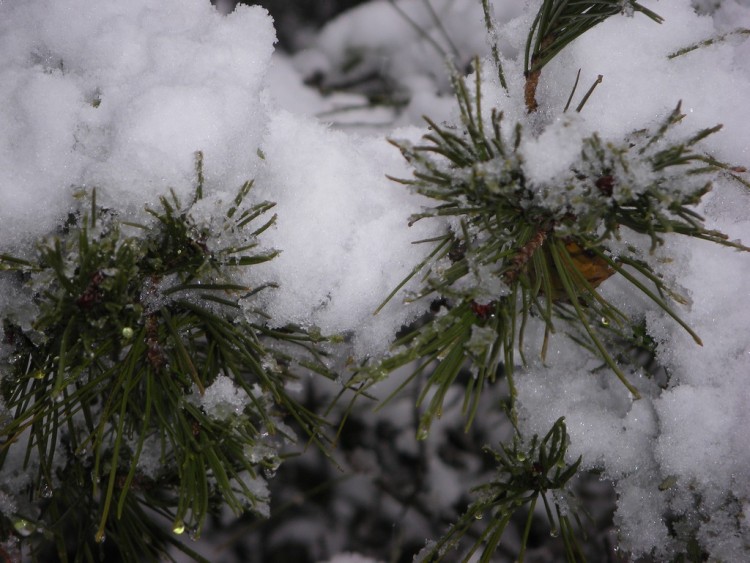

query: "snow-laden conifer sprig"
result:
(356, 62), (750, 439)
(0, 154), (332, 561)
(416, 418), (584, 563)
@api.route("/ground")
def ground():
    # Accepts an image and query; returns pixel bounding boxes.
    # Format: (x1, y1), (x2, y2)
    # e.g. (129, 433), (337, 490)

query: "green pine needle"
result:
(0, 157), (334, 560)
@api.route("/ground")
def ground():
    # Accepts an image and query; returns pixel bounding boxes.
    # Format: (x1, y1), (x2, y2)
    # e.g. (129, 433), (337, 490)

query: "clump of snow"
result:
(192, 375), (245, 420)
(233, 470), (271, 518)
(520, 114), (587, 185)
(313, 0), (485, 93)
(250, 112), (443, 357)
(613, 474), (673, 558)
(517, 357), (661, 480)
(134, 433), (168, 480)
(0, 490), (17, 518)
(284, 0), (524, 129)
(0, 0), (274, 250)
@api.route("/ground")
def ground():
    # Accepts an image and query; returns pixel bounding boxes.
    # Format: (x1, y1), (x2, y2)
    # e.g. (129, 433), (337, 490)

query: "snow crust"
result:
(1, 0), (750, 559)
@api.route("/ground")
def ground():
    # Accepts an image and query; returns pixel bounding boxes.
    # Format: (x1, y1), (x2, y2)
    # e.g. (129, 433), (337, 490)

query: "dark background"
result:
(217, 0), (370, 49)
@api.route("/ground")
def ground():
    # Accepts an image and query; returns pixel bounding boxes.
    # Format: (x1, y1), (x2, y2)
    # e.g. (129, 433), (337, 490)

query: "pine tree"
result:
(1, 1), (749, 562)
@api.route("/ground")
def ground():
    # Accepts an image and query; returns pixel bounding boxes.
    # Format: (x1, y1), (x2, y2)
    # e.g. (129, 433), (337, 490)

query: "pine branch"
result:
(417, 418), (584, 562)
(0, 156), (334, 560)
(363, 61), (750, 443)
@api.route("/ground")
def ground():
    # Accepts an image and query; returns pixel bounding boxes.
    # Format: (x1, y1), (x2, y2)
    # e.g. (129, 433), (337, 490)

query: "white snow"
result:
(520, 115), (587, 185)
(193, 374), (246, 420)
(250, 111), (442, 356)
(0, 0), (274, 249)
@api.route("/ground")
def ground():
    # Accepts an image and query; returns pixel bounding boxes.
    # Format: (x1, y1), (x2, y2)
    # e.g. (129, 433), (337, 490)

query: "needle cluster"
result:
(0, 155), (331, 561)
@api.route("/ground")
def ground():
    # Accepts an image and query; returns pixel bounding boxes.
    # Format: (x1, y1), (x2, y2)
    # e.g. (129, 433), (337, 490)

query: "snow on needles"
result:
(511, 0), (750, 557)
(0, 0), (274, 249)
(0, 0), (441, 358)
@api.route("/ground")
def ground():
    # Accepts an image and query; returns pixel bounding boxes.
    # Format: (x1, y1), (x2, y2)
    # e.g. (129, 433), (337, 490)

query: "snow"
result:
(2, 0), (750, 559)
(520, 115), (587, 185)
(0, 0), (274, 249)
(192, 374), (246, 420)
(250, 111), (442, 357)
(233, 470), (271, 518)
(313, 0), (486, 94)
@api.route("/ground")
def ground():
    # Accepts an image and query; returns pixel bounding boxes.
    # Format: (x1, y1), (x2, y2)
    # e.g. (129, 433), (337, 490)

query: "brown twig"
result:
(524, 69), (541, 113)
(145, 314), (165, 372)
(525, 35), (554, 113)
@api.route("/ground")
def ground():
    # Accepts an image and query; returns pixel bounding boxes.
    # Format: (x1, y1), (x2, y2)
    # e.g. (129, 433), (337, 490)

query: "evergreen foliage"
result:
(0, 154), (331, 561)
(419, 418), (583, 562)
(347, 2), (750, 559)
(357, 61), (749, 439)
(1, 1), (749, 562)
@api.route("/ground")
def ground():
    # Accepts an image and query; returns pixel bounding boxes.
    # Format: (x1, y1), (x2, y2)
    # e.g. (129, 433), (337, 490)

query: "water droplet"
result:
(600, 317), (610, 327)
(13, 518), (36, 537)
(40, 482), (53, 499)
(33, 370), (45, 380)
(474, 513), (483, 520)
(516, 452), (527, 462)
(121, 327), (134, 339)
(550, 527), (559, 538)
(172, 521), (185, 535)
